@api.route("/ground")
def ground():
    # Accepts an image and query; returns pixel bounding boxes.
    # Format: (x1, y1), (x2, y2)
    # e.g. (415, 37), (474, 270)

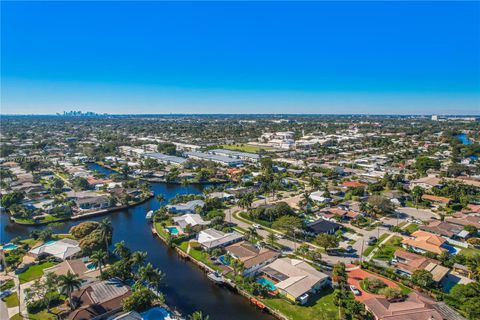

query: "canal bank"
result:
(1, 182), (276, 320)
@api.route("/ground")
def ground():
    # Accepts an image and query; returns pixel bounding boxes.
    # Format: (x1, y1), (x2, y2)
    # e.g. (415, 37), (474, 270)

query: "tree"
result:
(315, 234), (339, 252)
(1, 190), (25, 208)
(380, 287), (403, 300)
(138, 263), (164, 293)
(188, 311), (210, 320)
(244, 226), (259, 242)
(272, 215), (303, 250)
(90, 250), (107, 276)
(415, 156), (440, 175)
(114, 241), (131, 260)
(98, 218), (113, 257)
(130, 251), (147, 270)
(266, 232), (278, 248)
(122, 285), (160, 312)
(332, 262), (347, 285)
(59, 271), (82, 310)
(367, 195), (395, 217)
(411, 186), (425, 206)
(411, 269), (434, 288)
(462, 296), (480, 320)
(156, 194), (165, 203)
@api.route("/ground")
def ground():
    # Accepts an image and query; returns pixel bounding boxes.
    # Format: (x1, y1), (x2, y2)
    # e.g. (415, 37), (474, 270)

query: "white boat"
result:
(145, 210), (153, 221)
(207, 271), (225, 284)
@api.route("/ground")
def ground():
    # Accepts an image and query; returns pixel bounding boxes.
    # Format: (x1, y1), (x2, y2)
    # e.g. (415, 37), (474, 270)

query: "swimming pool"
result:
(218, 255), (230, 266)
(2, 243), (18, 251)
(45, 240), (57, 245)
(442, 244), (460, 255)
(141, 306), (172, 320)
(86, 262), (97, 270)
(166, 227), (180, 235)
(256, 277), (277, 291)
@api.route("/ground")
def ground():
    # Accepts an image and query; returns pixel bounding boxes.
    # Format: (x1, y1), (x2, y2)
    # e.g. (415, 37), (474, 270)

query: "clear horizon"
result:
(2, 1), (479, 115)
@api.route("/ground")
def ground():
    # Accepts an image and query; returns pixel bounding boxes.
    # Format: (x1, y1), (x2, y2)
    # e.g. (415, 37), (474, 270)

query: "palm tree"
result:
(59, 271), (82, 310)
(156, 194), (165, 203)
(114, 241), (131, 259)
(245, 226), (259, 242)
(90, 250), (107, 276)
(98, 218), (113, 257)
(188, 311), (210, 320)
(266, 232), (277, 248)
(130, 251), (147, 269)
(139, 263), (165, 293)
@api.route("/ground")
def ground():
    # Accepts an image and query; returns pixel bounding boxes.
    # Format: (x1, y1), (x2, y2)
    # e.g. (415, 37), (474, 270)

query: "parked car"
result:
(274, 233), (284, 239)
(252, 224), (262, 229)
(367, 236), (377, 245)
(350, 285), (361, 296)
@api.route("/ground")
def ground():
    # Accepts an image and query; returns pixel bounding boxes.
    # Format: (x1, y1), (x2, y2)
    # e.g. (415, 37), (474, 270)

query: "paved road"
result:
(395, 207), (438, 221)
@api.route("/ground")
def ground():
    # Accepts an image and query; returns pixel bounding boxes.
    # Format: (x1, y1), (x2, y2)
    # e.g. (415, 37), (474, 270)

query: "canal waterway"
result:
(1, 165), (276, 320)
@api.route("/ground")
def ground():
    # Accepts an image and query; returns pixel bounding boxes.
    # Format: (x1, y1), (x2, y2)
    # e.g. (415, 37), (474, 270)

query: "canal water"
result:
(456, 133), (478, 160)
(1, 174), (276, 319)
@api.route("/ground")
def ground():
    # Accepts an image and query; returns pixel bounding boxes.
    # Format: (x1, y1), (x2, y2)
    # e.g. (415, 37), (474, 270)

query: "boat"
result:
(145, 210), (153, 221)
(207, 271), (225, 284)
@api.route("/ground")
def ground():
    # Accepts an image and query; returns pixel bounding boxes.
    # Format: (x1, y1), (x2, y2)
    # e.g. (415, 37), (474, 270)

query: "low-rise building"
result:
(225, 241), (280, 276)
(173, 213), (209, 229)
(197, 228), (243, 250)
(402, 230), (447, 255)
(259, 258), (330, 304)
(29, 238), (81, 260)
(166, 200), (205, 214)
(393, 249), (450, 283)
(305, 218), (342, 236)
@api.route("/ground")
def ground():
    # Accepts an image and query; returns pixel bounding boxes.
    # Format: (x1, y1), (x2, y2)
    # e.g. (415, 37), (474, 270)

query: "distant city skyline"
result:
(2, 1), (479, 115)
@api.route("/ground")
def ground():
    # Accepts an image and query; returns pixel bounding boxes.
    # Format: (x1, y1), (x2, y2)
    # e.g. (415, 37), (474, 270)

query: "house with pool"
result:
(28, 238), (81, 260)
(197, 228), (243, 250)
(224, 241), (280, 276)
(166, 200), (205, 214)
(258, 258), (331, 304)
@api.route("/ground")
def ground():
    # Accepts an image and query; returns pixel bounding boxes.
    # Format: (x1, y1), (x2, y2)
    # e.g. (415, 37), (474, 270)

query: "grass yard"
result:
(261, 288), (338, 320)
(222, 144), (271, 153)
(177, 241), (222, 272)
(373, 236), (404, 261)
(0, 279), (15, 291)
(404, 223), (419, 234)
(2, 292), (19, 308)
(363, 233), (389, 257)
(19, 261), (56, 284)
(460, 247), (480, 258)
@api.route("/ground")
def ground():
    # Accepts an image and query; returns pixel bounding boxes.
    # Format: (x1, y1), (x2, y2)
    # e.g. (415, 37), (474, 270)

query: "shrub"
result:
(361, 277), (387, 294)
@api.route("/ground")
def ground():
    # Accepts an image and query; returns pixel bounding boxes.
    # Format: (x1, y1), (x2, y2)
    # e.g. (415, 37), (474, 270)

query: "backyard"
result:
(19, 261), (56, 284)
(261, 288), (338, 320)
(2, 292), (19, 308)
(372, 236), (404, 261)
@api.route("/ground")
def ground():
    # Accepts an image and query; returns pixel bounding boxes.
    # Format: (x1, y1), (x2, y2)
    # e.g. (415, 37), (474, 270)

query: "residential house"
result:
(309, 191), (331, 203)
(29, 238), (81, 260)
(197, 228), (243, 250)
(342, 180), (367, 188)
(68, 279), (131, 320)
(259, 258), (330, 304)
(363, 292), (451, 320)
(421, 194), (451, 207)
(402, 230), (447, 255)
(445, 213), (480, 229)
(173, 213), (209, 229)
(166, 200), (205, 214)
(393, 249), (450, 283)
(409, 175), (443, 190)
(420, 221), (468, 240)
(225, 241), (280, 276)
(76, 196), (111, 211)
(305, 218), (342, 236)
(43, 258), (99, 280)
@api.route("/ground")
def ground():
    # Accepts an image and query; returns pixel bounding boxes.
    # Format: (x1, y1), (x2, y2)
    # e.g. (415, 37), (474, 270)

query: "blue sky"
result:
(1, 1), (479, 115)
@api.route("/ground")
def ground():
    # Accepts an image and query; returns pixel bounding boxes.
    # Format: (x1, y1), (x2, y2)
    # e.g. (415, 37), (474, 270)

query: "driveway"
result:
(346, 266), (400, 302)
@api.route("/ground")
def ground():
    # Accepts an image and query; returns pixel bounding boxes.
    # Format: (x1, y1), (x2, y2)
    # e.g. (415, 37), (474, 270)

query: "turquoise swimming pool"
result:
(141, 306), (171, 320)
(166, 227), (180, 235)
(86, 262), (97, 270)
(218, 255), (230, 266)
(2, 243), (18, 251)
(256, 277), (277, 291)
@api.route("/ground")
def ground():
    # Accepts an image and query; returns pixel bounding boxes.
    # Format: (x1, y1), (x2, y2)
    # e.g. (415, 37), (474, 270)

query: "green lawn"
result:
(363, 233), (390, 257)
(0, 279), (15, 291)
(19, 261), (56, 284)
(177, 241), (222, 272)
(222, 144), (271, 153)
(373, 236), (404, 261)
(261, 288), (338, 320)
(459, 247), (480, 258)
(10, 306), (64, 320)
(404, 223), (419, 234)
(2, 292), (19, 308)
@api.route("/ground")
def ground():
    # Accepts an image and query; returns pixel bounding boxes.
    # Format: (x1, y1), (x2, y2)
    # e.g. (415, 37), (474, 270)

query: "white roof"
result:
(197, 228), (243, 249)
(173, 214), (208, 229)
(29, 238), (80, 260)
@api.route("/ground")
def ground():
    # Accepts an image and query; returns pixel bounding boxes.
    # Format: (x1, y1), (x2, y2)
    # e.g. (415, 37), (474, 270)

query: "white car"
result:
(274, 233), (285, 239)
(252, 224), (262, 229)
(350, 285), (361, 296)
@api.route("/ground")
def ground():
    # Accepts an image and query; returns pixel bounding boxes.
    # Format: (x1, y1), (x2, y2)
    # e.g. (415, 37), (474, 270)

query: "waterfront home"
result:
(225, 241), (280, 276)
(29, 238), (81, 260)
(259, 258), (330, 304)
(43, 258), (99, 280)
(402, 231), (446, 255)
(76, 196), (111, 211)
(68, 278), (131, 320)
(197, 228), (243, 250)
(363, 292), (448, 320)
(393, 249), (450, 283)
(305, 218), (342, 236)
(173, 213), (209, 229)
(207, 191), (234, 201)
(166, 200), (205, 214)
